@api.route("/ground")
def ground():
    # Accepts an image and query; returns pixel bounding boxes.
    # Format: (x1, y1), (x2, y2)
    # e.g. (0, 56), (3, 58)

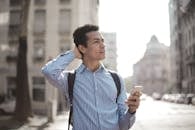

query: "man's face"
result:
(81, 31), (105, 61)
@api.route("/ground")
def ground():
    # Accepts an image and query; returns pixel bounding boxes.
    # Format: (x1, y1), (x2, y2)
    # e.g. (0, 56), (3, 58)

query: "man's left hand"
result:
(125, 91), (141, 114)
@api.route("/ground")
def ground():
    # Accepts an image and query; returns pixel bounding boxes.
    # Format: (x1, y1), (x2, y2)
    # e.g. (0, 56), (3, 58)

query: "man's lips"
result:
(99, 50), (105, 53)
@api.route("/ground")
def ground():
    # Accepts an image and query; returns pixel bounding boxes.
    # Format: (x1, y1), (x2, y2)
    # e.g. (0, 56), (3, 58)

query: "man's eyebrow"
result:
(94, 38), (104, 40)
(90, 38), (101, 41)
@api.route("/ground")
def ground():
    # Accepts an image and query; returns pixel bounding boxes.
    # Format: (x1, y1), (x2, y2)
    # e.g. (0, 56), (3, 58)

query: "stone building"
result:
(169, 0), (195, 93)
(132, 35), (170, 96)
(0, 0), (99, 114)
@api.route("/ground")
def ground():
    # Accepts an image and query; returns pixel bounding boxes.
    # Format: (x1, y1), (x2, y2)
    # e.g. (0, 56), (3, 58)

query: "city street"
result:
(44, 97), (195, 130)
(0, 1), (194, 130)
(1, 97), (195, 130)
(131, 97), (195, 130)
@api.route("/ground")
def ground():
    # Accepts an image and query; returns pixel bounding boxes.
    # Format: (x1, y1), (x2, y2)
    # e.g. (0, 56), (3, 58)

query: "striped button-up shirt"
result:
(42, 50), (135, 130)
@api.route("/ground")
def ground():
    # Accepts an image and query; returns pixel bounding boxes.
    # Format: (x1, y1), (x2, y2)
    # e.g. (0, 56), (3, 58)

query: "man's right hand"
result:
(73, 46), (82, 59)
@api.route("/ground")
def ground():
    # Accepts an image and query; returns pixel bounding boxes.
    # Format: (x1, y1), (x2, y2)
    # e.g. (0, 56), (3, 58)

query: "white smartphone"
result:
(131, 85), (143, 95)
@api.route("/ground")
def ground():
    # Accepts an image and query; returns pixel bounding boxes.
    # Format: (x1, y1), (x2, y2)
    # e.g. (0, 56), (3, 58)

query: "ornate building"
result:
(132, 35), (170, 96)
(169, 0), (195, 93)
(0, 0), (99, 114)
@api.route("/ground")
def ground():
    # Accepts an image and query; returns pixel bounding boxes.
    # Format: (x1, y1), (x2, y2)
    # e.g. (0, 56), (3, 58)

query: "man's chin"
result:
(100, 57), (105, 60)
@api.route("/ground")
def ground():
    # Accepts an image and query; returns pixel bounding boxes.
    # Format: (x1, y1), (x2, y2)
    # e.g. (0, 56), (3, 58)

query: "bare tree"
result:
(14, 0), (32, 122)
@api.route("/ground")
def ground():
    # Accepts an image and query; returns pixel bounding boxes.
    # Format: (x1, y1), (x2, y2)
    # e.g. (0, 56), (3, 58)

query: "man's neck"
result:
(83, 60), (101, 72)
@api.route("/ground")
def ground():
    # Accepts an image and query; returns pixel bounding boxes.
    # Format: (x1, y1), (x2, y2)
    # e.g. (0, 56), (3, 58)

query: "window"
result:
(193, 26), (195, 41)
(9, 39), (18, 46)
(6, 46), (18, 63)
(10, 0), (22, 7)
(34, 0), (46, 6)
(7, 77), (16, 99)
(33, 39), (45, 62)
(59, 39), (71, 53)
(9, 10), (20, 25)
(9, 10), (21, 37)
(34, 10), (46, 34)
(32, 77), (45, 102)
(59, 9), (71, 34)
(8, 25), (20, 38)
(6, 39), (18, 63)
(60, 0), (70, 4)
(33, 89), (45, 102)
(97, 0), (99, 5)
(191, 64), (195, 77)
(6, 55), (17, 63)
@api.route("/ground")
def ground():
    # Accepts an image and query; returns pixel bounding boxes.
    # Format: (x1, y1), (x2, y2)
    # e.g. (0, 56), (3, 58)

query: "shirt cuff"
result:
(126, 109), (136, 117)
(128, 109), (136, 115)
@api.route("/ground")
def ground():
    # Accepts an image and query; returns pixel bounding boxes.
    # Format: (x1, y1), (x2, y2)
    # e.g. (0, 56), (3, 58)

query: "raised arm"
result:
(41, 47), (81, 90)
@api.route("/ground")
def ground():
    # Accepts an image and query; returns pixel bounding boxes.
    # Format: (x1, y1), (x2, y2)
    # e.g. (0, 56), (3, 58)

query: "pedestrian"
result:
(42, 24), (141, 130)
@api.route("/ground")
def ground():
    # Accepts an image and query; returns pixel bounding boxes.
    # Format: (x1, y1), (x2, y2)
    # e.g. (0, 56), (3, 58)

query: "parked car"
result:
(192, 97), (195, 105)
(168, 94), (177, 102)
(162, 93), (185, 103)
(184, 93), (195, 104)
(162, 94), (170, 101)
(0, 94), (5, 104)
(152, 92), (161, 100)
(140, 93), (148, 100)
(175, 94), (185, 104)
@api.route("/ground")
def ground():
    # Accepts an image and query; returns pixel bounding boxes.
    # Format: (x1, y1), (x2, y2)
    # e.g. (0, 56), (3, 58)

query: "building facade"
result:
(102, 32), (117, 71)
(169, 0), (195, 93)
(132, 35), (170, 96)
(0, 0), (99, 114)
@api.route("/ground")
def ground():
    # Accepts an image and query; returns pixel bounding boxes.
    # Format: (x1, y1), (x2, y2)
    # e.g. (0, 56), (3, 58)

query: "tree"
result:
(14, 0), (32, 122)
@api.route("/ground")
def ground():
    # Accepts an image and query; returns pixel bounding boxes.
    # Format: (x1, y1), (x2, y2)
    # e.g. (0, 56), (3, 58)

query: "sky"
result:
(99, 0), (170, 78)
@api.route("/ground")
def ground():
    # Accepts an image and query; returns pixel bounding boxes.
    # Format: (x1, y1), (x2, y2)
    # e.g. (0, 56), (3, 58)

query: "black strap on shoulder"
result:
(68, 72), (75, 105)
(67, 71), (76, 130)
(109, 71), (121, 101)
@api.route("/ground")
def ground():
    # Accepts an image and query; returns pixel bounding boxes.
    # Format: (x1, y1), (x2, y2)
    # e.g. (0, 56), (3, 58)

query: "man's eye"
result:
(93, 40), (100, 43)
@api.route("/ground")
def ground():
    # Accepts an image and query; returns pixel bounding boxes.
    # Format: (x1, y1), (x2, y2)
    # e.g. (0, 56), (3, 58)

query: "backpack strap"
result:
(67, 71), (76, 130)
(108, 71), (121, 102)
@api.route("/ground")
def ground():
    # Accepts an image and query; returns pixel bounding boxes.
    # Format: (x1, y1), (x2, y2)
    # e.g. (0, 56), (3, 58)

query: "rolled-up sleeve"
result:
(117, 75), (136, 130)
(119, 110), (136, 130)
(41, 50), (75, 93)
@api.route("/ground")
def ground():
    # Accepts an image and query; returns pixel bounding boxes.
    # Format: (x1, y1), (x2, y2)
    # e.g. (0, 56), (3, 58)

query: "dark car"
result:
(184, 93), (195, 104)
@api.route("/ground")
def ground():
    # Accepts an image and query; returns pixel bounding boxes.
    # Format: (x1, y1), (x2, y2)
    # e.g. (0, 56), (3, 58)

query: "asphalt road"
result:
(131, 97), (195, 130)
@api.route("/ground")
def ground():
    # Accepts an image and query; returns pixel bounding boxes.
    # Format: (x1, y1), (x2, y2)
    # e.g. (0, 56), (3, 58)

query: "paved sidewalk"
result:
(0, 100), (71, 130)
(0, 113), (70, 130)
(43, 114), (69, 130)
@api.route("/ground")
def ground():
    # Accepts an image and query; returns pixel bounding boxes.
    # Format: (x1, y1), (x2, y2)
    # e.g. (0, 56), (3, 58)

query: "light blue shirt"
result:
(42, 50), (135, 130)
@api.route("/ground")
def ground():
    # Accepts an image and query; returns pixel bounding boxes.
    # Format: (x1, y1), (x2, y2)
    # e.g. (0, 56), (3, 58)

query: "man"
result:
(42, 24), (141, 130)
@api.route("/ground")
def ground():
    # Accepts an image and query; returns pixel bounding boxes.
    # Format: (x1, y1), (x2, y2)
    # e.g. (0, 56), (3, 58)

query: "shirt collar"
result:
(76, 62), (107, 74)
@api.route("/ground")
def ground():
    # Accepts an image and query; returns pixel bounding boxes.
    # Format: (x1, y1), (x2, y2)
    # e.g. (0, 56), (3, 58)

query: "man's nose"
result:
(100, 41), (105, 47)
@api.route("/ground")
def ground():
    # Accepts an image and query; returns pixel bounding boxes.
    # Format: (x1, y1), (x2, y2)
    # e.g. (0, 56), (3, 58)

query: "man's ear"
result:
(78, 45), (86, 54)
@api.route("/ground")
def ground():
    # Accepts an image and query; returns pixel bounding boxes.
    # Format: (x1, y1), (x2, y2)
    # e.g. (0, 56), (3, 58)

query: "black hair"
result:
(73, 24), (99, 47)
